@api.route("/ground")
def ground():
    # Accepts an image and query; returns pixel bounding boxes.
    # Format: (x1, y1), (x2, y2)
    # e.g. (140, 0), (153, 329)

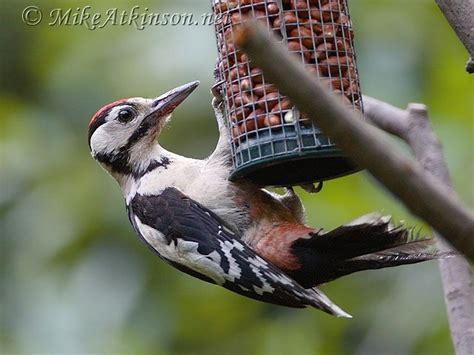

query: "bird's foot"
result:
(300, 181), (324, 194)
(211, 80), (225, 107)
(211, 80), (227, 133)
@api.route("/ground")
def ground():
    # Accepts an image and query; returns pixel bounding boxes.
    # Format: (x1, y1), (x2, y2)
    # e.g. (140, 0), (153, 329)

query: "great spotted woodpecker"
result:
(88, 81), (444, 317)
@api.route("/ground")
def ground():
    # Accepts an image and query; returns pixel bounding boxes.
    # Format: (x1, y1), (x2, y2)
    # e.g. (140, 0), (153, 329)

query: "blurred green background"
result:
(1, 0), (472, 354)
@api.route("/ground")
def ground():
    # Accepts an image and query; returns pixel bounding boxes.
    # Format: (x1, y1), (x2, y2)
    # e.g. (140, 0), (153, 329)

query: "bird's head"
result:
(88, 81), (199, 178)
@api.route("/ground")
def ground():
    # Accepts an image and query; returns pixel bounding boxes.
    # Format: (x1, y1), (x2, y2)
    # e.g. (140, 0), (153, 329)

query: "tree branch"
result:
(362, 96), (409, 137)
(434, 0), (474, 73)
(364, 96), (474, 355)
(234, 22), (474, 261)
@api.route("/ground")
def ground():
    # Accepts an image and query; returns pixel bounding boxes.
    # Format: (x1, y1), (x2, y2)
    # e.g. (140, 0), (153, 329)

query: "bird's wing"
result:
(128, 187), (350, 317)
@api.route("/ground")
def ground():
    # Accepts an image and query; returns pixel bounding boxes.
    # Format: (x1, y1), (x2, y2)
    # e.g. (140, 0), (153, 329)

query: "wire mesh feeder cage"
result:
(212, 0), (363, 186)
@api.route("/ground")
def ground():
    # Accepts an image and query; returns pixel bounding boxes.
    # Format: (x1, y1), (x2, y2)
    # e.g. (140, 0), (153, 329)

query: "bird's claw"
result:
(300, 181), (323, 194)
(211, 80), (225, 106)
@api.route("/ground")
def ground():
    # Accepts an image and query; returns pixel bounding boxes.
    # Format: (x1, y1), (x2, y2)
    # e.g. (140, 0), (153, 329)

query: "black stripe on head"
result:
(87, 99), (128, 148)
(124, 108), (162, 147)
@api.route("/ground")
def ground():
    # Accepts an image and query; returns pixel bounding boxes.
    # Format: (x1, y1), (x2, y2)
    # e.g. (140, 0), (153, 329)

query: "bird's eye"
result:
(117, 108), (135, 123)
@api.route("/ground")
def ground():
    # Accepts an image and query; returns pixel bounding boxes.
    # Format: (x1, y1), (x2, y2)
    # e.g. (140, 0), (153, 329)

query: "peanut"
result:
(321, 2), (340, 22)
(257, 92), (280, 110)
(310, 8), (321, 21)
(245, 108), (266, 129)
(228, 65), (248, 81)
(240, 78), (252, 90)
(246, 108), (264, 120)
(273, 11), (298, 32)
(251, 1), (269, 11)
(271, 97), (293, 111)
(265, 114), (282, 126)
(234, 106), (251, 120)
(226, 84), (241, 100)
(232, 92), (251, 107)
(214, 1), (228, 13)
(313, 41), (335, 61)
(232, 125), (241, 138)
(250, 68), (264, 84)
(289, 26), (315, 49)
(253, 83), (277, 96)
(267, 2), (280, 15)
(335, 38), (352, 53)
(257, 115), (267, 128)
(242, 118), (256, 133)
(292, 1), (311, 19)
(337, 14), (350, 25)
(287, 40), (311, 61)
(319, 55), (351, 76)
(230, 12), (243, 24)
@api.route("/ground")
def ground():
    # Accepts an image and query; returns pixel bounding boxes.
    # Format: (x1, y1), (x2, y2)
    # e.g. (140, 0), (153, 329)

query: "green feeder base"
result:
(229, 127), (361, 187)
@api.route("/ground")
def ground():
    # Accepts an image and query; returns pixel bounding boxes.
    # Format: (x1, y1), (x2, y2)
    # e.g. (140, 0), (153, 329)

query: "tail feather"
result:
(304, 213), (431, 259)
(341, 248), (453, 276)
(307, 287), (352, 318)
(292, 213), (453, 286)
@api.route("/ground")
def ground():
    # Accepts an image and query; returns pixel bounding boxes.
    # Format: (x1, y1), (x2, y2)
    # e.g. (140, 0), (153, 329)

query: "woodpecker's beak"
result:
(138, 81), (199, 141)
(150, 81), (200, 117)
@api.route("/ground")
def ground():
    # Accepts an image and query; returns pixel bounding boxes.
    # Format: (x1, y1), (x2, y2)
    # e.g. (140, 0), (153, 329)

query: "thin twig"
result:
(364, 96), (474, 355)
(234, 22), (474, 261)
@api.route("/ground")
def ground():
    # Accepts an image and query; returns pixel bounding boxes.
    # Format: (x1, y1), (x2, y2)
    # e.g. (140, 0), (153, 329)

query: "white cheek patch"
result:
(90, 101), (145, 156)
(90, 121), (137, 156)
(90, 101), (164, 159)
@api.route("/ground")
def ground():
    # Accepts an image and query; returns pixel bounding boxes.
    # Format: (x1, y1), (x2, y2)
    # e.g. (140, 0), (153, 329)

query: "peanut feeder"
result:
(212, 0), (363, 186)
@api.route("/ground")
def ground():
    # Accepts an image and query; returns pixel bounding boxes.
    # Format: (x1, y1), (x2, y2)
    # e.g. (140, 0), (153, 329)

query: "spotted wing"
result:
(128, 187), (350, 317)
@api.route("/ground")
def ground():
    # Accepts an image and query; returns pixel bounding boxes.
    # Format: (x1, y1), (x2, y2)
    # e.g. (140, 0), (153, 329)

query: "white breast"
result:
(132, 155), (249, 232)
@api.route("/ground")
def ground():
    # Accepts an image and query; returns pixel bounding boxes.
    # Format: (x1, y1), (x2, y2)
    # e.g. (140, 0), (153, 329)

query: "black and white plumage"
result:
(128, 187), (349, 316)
(88, 81), (447, 318)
